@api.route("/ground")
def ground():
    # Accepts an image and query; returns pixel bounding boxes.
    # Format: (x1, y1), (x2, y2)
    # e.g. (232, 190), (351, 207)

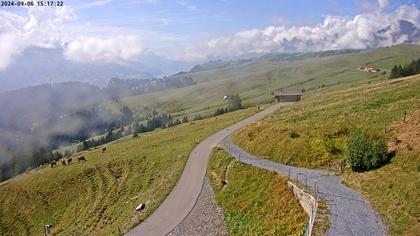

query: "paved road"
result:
(127, 103), (286, 236)
(219, 137), (388, 236)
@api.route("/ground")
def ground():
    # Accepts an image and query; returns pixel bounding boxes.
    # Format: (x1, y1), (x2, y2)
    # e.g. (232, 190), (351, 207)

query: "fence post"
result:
(384, 122), (387, 134)
(305, 176), (307, 189)
(288, 168), (291, 179)
(296, 173), (299, 183)
(404, 111), (407, 123)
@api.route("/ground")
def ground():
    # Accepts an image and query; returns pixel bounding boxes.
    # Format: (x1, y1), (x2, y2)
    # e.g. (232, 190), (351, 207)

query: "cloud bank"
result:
(184, 4), (420, 61)
(0, 6), (145, 70)
(0, 3), (419, 70)
(0, 6), (75, 70)
(64, 36), (143, 63)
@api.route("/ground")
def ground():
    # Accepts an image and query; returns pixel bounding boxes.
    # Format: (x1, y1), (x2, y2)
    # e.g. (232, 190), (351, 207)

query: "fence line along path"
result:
(219, 137), (387, 236)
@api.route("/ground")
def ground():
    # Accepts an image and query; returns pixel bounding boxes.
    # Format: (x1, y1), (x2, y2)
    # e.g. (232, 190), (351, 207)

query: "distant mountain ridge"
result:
(0, 48), (193, 93)
(105, 76), (196, 97)
(374, 20), (420, 47)
(187, 49), (364, 73)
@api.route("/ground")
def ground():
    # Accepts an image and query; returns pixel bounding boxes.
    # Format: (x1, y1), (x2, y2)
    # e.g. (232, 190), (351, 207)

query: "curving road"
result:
(127, 103), (287, 236)
(219, 137), (387, 236)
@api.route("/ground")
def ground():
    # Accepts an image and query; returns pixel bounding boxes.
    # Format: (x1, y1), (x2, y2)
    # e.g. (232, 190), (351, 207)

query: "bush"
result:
(347, 129), (388, 172)
(289, 131), (300, 139)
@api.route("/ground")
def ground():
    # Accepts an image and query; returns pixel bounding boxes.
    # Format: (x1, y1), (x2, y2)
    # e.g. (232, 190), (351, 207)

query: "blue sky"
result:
(0, 0), (419, 69)
(69, 0), (419, 35)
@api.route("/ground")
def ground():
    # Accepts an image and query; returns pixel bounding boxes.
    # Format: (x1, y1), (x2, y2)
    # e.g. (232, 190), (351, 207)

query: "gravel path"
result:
(168, 177), (228, 236)
(127, 103), (287, 236)
(220, 137), (388, 236)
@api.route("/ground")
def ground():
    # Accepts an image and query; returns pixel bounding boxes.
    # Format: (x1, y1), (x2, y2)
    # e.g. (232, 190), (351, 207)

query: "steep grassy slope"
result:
(342, 109), (420, 235)
(208, 149), (307, 235)
(0, 108), (257, 235)
(233, 75), (420, 235)
(105, 45), (420, 119)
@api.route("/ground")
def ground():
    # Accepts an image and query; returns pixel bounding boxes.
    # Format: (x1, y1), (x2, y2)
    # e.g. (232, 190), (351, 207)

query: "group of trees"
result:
(214, 94), (243, 116)
(390, 58), (420, 79)
(76, 107), (196, 152)
(214, 108), (228, 116)
(77, 129), (124, 152)
(0, 148), (64, 181)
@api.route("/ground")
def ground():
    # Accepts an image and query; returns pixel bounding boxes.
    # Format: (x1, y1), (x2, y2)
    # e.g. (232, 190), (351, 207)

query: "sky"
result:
(0, 0), (420, 70)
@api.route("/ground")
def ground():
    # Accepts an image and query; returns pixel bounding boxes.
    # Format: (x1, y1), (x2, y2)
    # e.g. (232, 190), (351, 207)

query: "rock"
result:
(136, 203), (146, 212)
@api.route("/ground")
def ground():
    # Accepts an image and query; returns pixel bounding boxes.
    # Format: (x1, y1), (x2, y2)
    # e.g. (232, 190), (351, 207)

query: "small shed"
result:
(271, 91), (303, 102)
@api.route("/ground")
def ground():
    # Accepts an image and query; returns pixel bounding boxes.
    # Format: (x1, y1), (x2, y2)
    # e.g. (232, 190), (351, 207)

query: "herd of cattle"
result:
(50, 147), (107, 168)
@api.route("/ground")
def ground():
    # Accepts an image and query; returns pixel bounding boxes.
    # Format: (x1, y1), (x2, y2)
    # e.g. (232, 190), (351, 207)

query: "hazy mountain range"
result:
(0, 47), (193, 93)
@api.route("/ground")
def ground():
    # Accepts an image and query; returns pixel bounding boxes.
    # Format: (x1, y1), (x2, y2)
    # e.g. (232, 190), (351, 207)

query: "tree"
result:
(173, 119), (181, 126)
(389, 58), (420, 79)
(133, 131), (138, 138)
(106, 129), (113, 142)
(390, 65), (399, 79)
(214, 108), (224, 116)
(193, 114), (203, 121)
(133, 122), (140, 132)
(121, 106), (134, 126)
(82, 141), (89, 151)
(182, 116), (189, 123)
(227, 94), (242, 112)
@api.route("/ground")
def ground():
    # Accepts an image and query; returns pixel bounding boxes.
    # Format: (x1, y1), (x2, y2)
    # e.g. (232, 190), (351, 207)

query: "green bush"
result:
(347, 129), (388, 172)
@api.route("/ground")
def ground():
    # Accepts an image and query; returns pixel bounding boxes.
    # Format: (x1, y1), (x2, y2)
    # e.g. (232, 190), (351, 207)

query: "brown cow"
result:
(50, 160), (57, 168)
(78, 156), (87, 162)
(67, 157), (72, 165)
(102, 147), (107, 153)
(61, 159), (66, 166)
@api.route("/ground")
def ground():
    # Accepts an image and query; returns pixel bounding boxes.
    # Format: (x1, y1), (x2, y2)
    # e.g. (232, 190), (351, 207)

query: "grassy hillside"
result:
(208, 149), (307, 235)
(0, 108), (257, 235)
(233, 75), (420, 235)
(105, 45), (420, 119)
(342, 109), (420, 235)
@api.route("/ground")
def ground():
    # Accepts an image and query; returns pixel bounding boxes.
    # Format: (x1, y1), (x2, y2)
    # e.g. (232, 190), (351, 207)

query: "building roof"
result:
(271, 91), (303, 96)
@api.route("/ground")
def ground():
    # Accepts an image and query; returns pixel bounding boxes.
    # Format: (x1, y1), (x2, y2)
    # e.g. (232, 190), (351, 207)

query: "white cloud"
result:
(182, 4), (420, 60)
(378, 0), (389, 8)
(64, 36), (144, 63)
(0, 6), (75, 70)
(0, 2), (419, 70)
(0, 5), (148, 71)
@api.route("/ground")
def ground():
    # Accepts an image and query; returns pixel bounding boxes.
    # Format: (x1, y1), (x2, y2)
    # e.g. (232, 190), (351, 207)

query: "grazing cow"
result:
(102, 147), (107, 153)
(67, 157), (72, 165)
(61, 159), (66, 166)
(50, 160), (57, 168)
(78, 156), (87, 162)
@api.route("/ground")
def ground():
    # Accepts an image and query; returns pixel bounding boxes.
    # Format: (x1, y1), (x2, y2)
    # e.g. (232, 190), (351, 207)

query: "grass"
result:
(104, 45), (420, 121)
(233, 75), (420, 235)
(208, 148), (307, 235)
(342, 109), (420, 235)
(0, 108), (257, 236)
(234, 75), (420, 169)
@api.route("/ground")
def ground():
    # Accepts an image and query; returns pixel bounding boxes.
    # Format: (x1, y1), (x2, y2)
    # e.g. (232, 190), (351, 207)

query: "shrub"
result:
(289, 131), (300, 139)
(347, 129), (388, 172)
